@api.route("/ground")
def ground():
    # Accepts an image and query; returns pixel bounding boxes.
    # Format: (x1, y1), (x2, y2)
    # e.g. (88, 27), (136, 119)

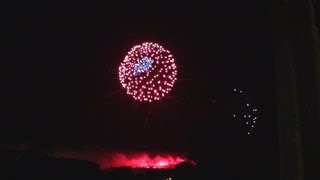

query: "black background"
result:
(2, 0), (277, 177)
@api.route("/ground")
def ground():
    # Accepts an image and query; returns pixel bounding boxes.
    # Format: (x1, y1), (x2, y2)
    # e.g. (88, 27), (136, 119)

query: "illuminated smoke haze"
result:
(49, 148), (196, 170)
(98, 152), (195, 170)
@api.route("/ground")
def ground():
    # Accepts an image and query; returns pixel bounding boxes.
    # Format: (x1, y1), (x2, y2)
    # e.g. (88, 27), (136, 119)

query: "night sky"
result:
(2, 0), (277, 174)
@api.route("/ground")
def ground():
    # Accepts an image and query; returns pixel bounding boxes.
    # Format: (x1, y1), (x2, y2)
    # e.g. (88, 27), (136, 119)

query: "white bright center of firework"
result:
(133, 57), (154, 76)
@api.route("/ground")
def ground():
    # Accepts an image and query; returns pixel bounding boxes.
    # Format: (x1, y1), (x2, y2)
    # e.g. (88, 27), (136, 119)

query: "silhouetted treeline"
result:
(0, 149), (274, 180)
(0, 149), (197, 180)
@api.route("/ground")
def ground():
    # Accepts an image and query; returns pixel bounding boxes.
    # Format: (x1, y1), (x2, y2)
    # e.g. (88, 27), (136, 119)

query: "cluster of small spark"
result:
(133, 57), (154, 76)
(119, 42), (177, 102)
(232, 88), (259, 135)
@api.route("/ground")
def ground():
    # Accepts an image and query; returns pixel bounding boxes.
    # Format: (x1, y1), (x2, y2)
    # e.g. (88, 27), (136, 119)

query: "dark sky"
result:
(2, 0), (277, 173)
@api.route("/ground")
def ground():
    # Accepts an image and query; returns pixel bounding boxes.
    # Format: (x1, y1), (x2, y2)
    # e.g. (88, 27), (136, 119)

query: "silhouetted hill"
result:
(0, 149), (199, 180)
(0, 149), (100, 180)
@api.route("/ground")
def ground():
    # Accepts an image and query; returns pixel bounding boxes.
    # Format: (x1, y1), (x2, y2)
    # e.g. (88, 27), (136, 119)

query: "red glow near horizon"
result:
(98, 152), (195, 170)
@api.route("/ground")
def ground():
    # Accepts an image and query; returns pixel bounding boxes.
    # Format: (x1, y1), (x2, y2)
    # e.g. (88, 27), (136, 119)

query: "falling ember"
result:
(98, 152), (196, 170)
(231, 88), (259, 135)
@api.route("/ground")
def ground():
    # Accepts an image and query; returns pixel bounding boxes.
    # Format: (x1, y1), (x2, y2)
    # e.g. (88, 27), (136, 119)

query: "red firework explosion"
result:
(119, 42), (177, 102)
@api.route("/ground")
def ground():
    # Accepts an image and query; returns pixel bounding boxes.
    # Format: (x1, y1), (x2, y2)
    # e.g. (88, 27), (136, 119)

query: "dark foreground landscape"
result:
(0, 149), (276, 180)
